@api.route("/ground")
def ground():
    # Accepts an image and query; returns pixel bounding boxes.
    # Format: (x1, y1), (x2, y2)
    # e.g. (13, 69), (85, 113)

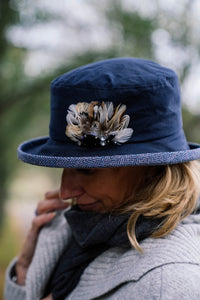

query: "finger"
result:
(15, 213), (56, 286)
(32, 212), (56, 232)
(18, 213), (56, 262)
(45, 189), (60, 200)
(37, 199), (69, 215)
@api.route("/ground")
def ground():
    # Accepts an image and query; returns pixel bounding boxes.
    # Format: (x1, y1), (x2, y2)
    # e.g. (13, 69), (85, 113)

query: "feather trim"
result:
(113, 128), (133, 143)
(65, 101), (133, 147)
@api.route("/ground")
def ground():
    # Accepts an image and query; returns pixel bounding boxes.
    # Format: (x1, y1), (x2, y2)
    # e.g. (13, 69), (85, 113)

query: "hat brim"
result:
(17, 136), (200, 168)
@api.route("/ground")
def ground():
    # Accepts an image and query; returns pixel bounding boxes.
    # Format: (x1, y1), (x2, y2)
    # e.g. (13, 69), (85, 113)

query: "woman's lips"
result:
(77, 200), (100, 210)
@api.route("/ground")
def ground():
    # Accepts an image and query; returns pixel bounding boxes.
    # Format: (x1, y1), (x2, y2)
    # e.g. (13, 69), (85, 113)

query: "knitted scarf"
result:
(46, 206), (162, 299)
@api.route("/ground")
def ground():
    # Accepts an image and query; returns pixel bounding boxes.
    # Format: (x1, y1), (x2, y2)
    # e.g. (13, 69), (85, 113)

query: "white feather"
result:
(110, 104), (126, 129)
(113, 128), (133, 143)
(116, 104), (126, 118)
(93, 105), (98, 119)
(66, 111), (78, 125)
(66, 101), (133, 146)
(99, 104), (108, 124)
(68, 104), (78, 116)
(106, 102), (114, 119)
(120, 115), (130, 129)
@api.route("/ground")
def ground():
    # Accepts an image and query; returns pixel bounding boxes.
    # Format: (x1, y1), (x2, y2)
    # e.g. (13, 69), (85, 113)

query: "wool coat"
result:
(4, 212), (200, 300)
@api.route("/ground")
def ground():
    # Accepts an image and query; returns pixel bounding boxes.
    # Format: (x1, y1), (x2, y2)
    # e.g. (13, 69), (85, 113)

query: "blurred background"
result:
(1, 0), (200, 297)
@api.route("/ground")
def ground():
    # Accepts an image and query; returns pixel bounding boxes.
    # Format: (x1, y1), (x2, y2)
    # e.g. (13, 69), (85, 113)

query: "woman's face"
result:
(60, 166), (145, 213)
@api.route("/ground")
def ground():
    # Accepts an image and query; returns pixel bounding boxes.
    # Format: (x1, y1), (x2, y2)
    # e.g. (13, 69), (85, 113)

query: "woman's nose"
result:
(59, 169), (84, 200)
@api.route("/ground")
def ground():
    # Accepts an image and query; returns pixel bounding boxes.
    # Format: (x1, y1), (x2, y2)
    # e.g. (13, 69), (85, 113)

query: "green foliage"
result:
(0, 1), (199, 296)
(0, 0), (200, 230)
(182, 108), (200, 144)
(0, 217), (22, 300)
(106, 1), (155, 58)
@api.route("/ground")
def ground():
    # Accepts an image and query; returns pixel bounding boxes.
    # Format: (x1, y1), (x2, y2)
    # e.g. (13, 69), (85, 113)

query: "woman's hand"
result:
(15, 189), (69, 285)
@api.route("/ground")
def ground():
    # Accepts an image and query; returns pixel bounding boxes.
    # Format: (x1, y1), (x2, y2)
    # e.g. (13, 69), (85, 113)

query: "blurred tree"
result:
(103, 0), (200, 142)
(0, 0), (21, 228)
(105, 0), (156, 58)
(0, 0), (200, 230)
(0, 0), (156, 230)
(182, 109), (200, 144)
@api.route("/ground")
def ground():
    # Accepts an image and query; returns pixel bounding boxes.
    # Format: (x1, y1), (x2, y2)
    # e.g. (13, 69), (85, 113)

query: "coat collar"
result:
(26, 213), (200, 300)
(69, 215), (200, 300)
(26, 211), (71, 300)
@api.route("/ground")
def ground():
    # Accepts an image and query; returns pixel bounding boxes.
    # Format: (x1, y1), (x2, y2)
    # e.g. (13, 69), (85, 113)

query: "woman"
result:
(5, 57), (200, 299)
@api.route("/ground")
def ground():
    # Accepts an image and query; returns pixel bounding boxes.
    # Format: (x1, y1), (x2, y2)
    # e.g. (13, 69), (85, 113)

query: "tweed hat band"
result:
(18, 57), (200, 168)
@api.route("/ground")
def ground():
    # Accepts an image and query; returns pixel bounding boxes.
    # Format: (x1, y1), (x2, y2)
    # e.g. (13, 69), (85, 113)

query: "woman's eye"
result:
(75, 168), (95, 175)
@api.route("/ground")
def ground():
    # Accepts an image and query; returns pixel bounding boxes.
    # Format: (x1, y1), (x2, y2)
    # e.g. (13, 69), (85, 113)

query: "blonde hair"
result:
(120, 161), (200, 252)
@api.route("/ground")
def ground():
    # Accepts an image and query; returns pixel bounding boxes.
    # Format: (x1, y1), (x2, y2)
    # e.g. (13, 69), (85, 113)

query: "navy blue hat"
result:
(18, 57), (200, 168)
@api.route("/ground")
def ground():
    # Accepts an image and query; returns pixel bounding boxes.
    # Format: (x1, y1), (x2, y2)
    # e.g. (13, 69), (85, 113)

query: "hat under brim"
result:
(17, 136), (200, 168)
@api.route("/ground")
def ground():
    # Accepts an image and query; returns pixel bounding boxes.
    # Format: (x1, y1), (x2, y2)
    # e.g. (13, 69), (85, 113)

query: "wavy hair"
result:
(119, 161), (200, 252)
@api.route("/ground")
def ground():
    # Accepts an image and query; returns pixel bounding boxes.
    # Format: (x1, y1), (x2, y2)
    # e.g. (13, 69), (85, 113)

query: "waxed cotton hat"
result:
(18, 57), (200, 168)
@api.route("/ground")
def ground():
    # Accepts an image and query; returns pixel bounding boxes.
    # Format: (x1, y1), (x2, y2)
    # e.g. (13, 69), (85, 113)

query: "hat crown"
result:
(50, 57), (188, 153)
(18, 58), (200, 168)
(52, 57), (175, 90)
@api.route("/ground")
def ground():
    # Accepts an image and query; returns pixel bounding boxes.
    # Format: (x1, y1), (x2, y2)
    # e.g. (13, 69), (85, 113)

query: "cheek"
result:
(81, 177), (113, 201)
(105, 173), (135, 204)
(81, 177), (103, 196)
(96, 179), (129, 205)
(81, 171), (133, 205)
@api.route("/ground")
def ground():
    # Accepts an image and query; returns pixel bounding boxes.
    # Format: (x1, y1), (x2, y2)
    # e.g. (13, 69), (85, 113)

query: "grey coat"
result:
(4, 212), (200, 300)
